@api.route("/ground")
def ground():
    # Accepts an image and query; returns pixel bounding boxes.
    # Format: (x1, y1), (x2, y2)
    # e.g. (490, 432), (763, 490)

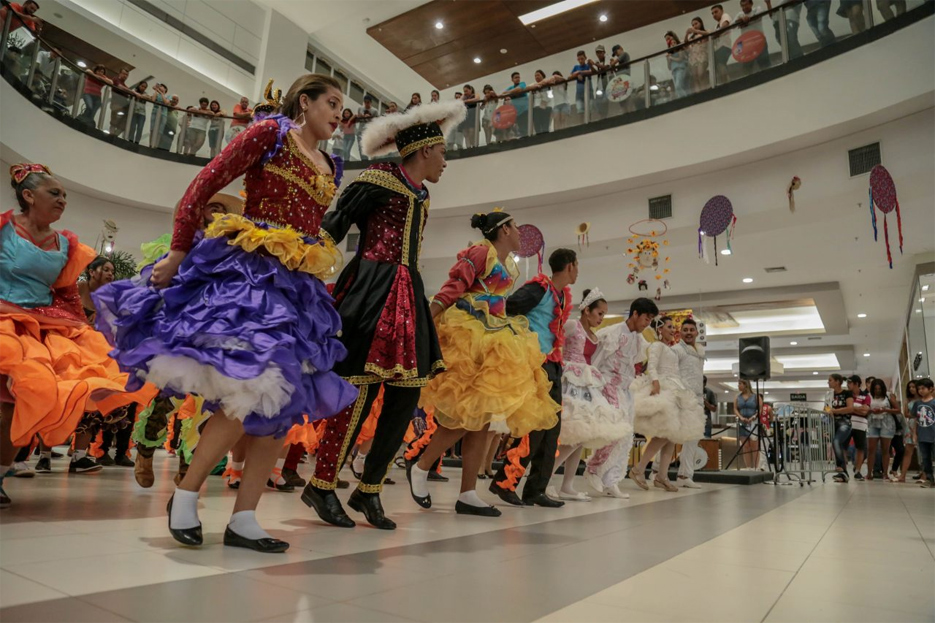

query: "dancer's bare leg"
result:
(459, 428), (490, 495)
(177, 412), (244, 493)
(482, 432), (499, 475)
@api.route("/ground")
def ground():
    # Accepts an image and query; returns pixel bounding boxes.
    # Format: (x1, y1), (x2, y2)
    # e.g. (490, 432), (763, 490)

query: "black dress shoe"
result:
(525, 493), (565, 508)
(223, 526), (289, 553)
(266, 478), (295, 492)
(477, 472), (488, 480)
(301, 484), (355, 528)
(384, 477), (396, 485)
(336, 479), (350, 489)
(347, 490), (396, 530)
(427, 471), (449, 482)
(488, 482), (525, 507)
(166, 495), (203, 546)
(455, 501), (502, 517)
(405, 458), (431, 509)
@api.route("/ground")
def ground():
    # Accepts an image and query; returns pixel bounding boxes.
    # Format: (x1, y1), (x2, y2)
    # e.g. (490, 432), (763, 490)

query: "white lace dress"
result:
(560, 320), (629, 448)
(630, 340), (705, 443)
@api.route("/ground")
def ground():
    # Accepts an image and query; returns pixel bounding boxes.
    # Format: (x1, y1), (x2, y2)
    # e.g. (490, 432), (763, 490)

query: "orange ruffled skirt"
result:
(0, 311), (157, 447)
(420, 306), (559, 438)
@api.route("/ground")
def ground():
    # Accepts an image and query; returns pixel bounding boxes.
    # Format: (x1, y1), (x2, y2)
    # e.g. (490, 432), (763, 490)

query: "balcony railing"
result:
(2, 0), (932, 168)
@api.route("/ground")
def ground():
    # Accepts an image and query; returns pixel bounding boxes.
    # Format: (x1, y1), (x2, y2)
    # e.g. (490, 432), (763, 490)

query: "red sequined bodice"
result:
(172, 119), (338, 251)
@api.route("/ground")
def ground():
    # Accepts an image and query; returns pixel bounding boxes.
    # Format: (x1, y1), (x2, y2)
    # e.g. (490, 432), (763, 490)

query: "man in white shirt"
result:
(735, 0), (771, 73)
(584, 298), (658, 498)
(710, 4), (733, 84)
(672, 319), (705, 488)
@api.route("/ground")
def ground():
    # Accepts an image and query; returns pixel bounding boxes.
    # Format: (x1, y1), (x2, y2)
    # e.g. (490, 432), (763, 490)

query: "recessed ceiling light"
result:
(435, 21), (444, 29)
(595, 89), (603, 96)
(742, 277), (753, 283)
(863, 353), (871, 357)
(917, 309), (923, 313)
(790, 341), (798, 345)
(473, 57), (481, 64)
(500, 48), (508, 54)
(720, 249), (732, 256)
(923, 285), (930, 291)
(77, 60), (87, 68)
(857, 313), (867, 318)
(519, 0), (600, 25)
(813, 371), (819, 375)
(599, 14), (608, 22)
(921, 298), (926, 303)
(724, 390), (729, 393)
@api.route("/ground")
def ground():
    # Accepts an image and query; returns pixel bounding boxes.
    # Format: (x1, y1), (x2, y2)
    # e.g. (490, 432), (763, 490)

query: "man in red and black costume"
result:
(489, 249), (578, 507)
(302, 101), (465, 530)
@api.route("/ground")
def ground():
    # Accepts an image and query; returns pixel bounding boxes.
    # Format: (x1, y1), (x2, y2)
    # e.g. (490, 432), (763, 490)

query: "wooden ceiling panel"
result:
(413, 29), (548, 88)
(369, 0), (715, 88)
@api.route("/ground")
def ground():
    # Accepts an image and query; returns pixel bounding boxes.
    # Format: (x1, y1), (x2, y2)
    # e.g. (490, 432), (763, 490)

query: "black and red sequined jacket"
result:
(320, 163), (445, 387)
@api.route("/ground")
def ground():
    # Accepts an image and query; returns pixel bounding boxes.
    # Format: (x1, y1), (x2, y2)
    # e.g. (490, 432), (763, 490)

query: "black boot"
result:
(301, 484), (355, 528)
(347, 489), (396, 530)
(488, 482), (525, 507)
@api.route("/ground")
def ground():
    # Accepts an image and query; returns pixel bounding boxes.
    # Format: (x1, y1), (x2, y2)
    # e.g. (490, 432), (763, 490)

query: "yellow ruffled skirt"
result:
(420, 306), (559, 438)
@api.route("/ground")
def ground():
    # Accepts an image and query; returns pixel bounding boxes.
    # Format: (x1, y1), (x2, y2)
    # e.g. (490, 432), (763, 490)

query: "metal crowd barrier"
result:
(769, 403), (837, 485)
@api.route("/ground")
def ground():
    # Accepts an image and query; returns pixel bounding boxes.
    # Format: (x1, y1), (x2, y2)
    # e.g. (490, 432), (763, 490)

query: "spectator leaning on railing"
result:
(0, 0), (42, 34)
(589, 44), (611, 121)
(226, 95), (252, 144)
(709, 5), (733, 84)
(128, 81), (152, 144)
(735, 0), (771, 75)
(500, 71), (528, 137)
(570, 50), (592, 125)
(108, 67), (131, 138)
(77, 64), (112, 126)
(183, 97), (212, 155)
(766, 0), (803, 60)
(207, 99), (225, 157)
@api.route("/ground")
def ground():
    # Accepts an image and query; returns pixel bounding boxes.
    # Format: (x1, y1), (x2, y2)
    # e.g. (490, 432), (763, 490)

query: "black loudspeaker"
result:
(739, 336), (771, 381)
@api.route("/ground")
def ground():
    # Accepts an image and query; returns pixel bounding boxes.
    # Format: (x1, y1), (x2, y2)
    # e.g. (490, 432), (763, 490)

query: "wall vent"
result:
(764, 266), (787, 273)
(648, 195), (672, 220)
(848, 142), (881, 177)
(346, 232), (360, 252)
(807, 336), (822, 341)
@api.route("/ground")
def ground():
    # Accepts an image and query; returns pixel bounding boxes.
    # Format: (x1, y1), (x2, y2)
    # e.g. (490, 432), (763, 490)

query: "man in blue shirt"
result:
(501, 72), (528, 138)
(490, 249), (578, 507)
(570, 50), (592, 124)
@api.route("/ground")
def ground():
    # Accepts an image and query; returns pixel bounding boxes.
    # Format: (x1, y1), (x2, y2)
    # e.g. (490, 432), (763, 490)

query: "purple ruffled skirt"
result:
(93, 235), (357, 437)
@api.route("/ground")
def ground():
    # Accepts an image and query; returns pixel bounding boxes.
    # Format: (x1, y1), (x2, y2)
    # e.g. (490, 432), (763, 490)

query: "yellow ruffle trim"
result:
(205, 213), (342, 280)
(420, 306), (559, 438)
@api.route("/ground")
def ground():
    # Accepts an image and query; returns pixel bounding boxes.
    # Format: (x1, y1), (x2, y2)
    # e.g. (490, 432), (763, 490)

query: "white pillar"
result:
(253, 9), (309, 101)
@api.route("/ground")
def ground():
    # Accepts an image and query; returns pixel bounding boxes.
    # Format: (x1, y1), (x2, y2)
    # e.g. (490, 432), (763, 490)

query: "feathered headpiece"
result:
(361, 100), (466, 158)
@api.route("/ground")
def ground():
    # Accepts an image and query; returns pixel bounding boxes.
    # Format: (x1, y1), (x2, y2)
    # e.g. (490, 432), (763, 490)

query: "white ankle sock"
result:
(352, 452), (366, 474)
(40, 451), (51, 460)
(228, 510), (271, 540)
(271, 458), (285, 485)
(72, 449), (87, 461)
(458, 490), (488, 507)
(410, 463), (429, 497)
(170, 487), (200, 530)
(230, 459), (244, 472)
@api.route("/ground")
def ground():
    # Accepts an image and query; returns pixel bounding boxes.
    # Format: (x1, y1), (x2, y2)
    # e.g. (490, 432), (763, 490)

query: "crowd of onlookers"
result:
(4, 0), (914, 158)
(827, 374), (933, 486)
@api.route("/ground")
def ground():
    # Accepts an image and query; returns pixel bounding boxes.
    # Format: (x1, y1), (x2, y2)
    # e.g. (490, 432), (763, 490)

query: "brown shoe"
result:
(653, 478), (679, 492)
(628, 467), (649, 491)
(135, 454), (155, 488)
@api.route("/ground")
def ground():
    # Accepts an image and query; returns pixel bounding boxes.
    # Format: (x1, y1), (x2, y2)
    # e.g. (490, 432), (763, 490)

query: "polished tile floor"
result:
(1, 453), (932, 623)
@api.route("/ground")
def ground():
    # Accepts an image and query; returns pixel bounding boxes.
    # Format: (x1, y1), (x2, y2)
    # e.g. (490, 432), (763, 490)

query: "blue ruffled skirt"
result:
(93, 234), (357, 437)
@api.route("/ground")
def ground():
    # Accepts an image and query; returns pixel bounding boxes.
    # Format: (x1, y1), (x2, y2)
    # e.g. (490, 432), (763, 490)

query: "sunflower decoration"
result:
(626, 219), (671, 298)
(576, 222), (590, 249)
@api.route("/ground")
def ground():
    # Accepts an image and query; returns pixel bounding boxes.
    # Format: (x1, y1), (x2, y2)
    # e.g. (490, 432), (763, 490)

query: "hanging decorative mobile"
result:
(516, 223), (545, 278)
(698, 195), (736, 265)
(99, 219), (118, 254)
(626, 218), (671, 298)
(868, 164), (903, 269)
(787, 176), (801, 213)
(576, 222), (590, 248)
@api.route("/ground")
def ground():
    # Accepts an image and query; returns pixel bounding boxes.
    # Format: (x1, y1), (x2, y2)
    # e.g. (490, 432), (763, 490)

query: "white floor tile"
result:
(0, 569), (69, 608)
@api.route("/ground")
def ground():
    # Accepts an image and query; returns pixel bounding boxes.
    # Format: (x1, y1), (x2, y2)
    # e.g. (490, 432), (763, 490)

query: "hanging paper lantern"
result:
(868, 165), (903, 269)
(516, 224), (545, 276)
(698, 195), (737, 266)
